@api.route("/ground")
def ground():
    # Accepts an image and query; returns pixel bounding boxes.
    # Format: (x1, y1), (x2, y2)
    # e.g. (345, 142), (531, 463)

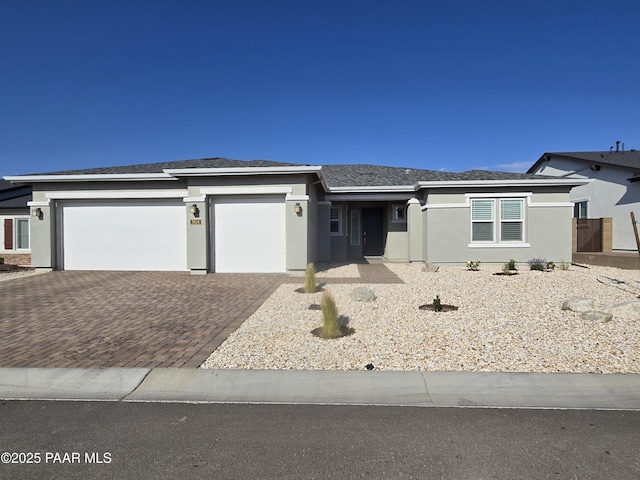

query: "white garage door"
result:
(62, 200), (187, 271)
(214, 196), (286, 273)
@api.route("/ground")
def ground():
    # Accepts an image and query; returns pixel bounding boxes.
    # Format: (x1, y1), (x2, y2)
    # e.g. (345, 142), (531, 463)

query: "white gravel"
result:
(201, 263), (640, 373)
(0, 269), (41, 282)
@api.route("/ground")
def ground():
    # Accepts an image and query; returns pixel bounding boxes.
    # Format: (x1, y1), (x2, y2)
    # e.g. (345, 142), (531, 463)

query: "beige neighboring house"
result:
(4, 158), (585, 273)
(0, 179), (32, 265)
(528, 147), (640, 251)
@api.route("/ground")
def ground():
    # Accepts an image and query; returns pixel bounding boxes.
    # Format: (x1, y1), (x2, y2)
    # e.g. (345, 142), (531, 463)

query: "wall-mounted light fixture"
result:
(294, 202), (302, 215)
(189, 204), (199, 217)
(32, 207), (42, 218)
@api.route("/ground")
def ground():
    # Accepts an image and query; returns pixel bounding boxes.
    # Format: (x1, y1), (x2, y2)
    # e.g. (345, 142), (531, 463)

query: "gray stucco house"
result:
(0, 179), (32, 264)
(528, 148), (640, 251)
(5, 158), (585, 273)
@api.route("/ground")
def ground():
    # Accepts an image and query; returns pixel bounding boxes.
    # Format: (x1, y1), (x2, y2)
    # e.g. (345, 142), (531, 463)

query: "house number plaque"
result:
(190, 219), (202, 225)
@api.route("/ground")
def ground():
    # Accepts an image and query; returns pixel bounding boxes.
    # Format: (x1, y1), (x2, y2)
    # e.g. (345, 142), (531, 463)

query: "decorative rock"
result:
(580, 310), (613, 323)
(561, 296), (595, 312)
(602, 300), (640, 321)
(351, 287), (376, 302)
(421, 262), (440, 273)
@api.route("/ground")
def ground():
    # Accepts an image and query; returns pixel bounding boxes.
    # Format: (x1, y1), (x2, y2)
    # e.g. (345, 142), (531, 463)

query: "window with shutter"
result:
(500, 199), (524, 242)
(470, 197), (525, 244)
(471, 199), (494, 242)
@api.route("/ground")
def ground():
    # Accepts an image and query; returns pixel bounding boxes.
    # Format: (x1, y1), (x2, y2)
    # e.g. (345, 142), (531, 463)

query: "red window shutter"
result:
(4, 218), (13, 250)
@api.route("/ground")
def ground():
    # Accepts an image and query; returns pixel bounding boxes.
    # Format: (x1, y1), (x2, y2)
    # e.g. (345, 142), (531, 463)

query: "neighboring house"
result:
(0, 179), (32, 264)
(4, 158), (585, 273)
(527, 148), (640, 251)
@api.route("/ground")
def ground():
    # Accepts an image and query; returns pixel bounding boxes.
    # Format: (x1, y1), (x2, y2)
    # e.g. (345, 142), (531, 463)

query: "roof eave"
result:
(326, 185), (416, 193)
(163, 166), (323, 176)
(3, 173), (175, 183)
(416, 179), (591, 188)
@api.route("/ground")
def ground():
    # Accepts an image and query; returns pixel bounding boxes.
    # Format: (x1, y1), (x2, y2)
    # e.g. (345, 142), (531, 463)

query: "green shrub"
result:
(433, 295), (442, 312)
(528, 257), (546, 271)
(558, 260), (570, 270)
(0, 257), (4, 265)
(507, 259), (517, 270)
(502, 263), (515, 275)
(320, 291), (341, 338)
(304, 263), (317, 293)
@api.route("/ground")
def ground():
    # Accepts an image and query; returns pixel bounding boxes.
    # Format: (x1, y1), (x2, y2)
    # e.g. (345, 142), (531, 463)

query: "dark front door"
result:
(362, 208), (384, 256)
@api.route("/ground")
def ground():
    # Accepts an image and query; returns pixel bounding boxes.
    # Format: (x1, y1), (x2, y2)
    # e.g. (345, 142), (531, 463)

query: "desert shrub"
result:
(320, 291), (341, 338)
(304, 263), (317, 293)
(501, 263), (515, 275)
(507, 259), (517, 270)
(0, 257), (4, 265)
(558, 260), (570, 270)
(466, 259), (481, 271)
(547, 261), (555, 270)
(433, 295), (442, 312)
(528, 257), (546, 271)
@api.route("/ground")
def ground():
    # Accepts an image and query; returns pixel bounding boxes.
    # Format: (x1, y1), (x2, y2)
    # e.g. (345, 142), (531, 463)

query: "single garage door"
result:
(213, 196), (286, 273)
(62, 200), (187, 271)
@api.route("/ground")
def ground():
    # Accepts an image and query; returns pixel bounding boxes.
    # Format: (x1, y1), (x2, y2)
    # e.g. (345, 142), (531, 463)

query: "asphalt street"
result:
(1, 401), (639, 479)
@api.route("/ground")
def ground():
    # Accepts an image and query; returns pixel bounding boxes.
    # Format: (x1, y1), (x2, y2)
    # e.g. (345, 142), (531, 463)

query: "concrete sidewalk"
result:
(1, 368), (639, 410)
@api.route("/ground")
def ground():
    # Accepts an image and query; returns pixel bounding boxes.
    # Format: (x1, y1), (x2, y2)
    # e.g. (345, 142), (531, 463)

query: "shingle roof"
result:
(32, 157), (304, 175)
(0, 179), (31, 209)
(528, 150), (640, 173)
(321, 164), (551, 187)
(10, 157), (562, 189)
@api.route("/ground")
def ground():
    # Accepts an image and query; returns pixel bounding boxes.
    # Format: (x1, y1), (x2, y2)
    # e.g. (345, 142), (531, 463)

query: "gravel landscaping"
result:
(201, 263), (640, 373)
(0, 267), (40, 282)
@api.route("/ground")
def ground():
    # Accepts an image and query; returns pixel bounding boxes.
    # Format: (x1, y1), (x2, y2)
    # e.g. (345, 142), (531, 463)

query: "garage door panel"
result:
(213, 196), (286, 273)
(62, 201), (187, 271)
(215, 215), (283, 232)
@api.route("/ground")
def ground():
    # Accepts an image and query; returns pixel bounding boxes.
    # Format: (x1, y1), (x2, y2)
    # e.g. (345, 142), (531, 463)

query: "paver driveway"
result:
(0, 271), (285, 368)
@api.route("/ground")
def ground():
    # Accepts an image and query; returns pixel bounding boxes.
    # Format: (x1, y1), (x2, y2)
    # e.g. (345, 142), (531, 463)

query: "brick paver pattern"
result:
(0, 263), (402, 369)
(0, 271), (285, 368)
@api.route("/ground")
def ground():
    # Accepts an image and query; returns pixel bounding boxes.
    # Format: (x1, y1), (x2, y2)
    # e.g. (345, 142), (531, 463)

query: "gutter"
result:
(3, 173), (176, 183)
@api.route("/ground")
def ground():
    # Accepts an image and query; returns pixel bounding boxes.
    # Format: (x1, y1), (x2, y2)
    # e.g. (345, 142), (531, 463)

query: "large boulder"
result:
(561, 296), (595, 313)
(603, 300), (640, 321)
(580, 310), (613, 323)
(351, 287), (376, 302)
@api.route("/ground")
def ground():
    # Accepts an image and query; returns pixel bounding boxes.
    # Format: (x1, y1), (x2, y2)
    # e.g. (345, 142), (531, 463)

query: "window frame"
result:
(329, 206), (343, 236)
(574, 200), (588, 219)
(471, 199), (495, 243)
(350, 210), (361, 246)
(499, 198), (524, 243)
(391, 204), (407, 223)
(469, 197), (527, 246)
(15, 217), (30, 250)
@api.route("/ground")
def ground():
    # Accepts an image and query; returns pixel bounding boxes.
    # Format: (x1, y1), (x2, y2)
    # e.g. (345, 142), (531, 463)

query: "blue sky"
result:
(2, 0), (639, 176)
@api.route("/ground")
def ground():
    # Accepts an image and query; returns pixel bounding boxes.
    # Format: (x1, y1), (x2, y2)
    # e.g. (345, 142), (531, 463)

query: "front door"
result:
(362, 208), (384, 256)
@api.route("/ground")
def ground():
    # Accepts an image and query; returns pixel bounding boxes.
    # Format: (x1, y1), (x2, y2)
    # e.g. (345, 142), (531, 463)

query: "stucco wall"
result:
(1, 212), (31, 255)
(535, 158), (640, 251)
(424, 189), (573, 264)
(28, 174), (313, 273)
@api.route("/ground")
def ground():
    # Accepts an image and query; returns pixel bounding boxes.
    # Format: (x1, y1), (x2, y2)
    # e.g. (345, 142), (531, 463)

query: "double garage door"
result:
(60, 197), (286, 272)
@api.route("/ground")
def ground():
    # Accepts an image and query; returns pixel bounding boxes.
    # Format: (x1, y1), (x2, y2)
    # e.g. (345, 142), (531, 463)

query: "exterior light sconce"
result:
(32, 207), (43, 218)
(294, 203), (302, 216)
(189, 204), (199, 217)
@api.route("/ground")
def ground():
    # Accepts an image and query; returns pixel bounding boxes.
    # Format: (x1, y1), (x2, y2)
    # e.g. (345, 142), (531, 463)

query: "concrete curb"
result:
(0, 368), (150, 401)
(1, 368), (640, 410)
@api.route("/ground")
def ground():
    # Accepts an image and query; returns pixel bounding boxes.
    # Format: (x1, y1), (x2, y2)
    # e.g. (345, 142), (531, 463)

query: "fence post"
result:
(631, 212), (640, 258)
